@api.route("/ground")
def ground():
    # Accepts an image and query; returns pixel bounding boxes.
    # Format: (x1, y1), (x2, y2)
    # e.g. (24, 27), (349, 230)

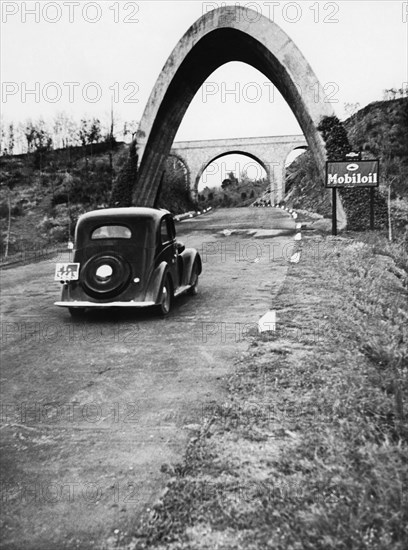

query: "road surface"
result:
(0, 207), (295, 549)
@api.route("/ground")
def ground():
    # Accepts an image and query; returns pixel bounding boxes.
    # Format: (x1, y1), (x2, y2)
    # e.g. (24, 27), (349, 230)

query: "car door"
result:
(157, 215), (179, 290)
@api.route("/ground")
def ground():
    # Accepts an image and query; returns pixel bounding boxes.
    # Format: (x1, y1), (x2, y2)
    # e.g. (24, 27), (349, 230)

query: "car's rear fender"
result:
(180, 249), (202, 286)
(145, 261), (171, 304)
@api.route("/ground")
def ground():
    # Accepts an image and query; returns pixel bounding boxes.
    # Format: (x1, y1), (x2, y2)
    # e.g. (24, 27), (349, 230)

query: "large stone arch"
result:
(133, 5), (343, 222)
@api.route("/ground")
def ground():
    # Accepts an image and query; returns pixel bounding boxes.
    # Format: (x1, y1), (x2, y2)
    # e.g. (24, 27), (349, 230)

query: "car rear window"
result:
(91, 225), (131, 239)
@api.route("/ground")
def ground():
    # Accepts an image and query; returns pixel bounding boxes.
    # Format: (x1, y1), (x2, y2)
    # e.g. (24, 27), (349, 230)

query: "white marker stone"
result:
(258, 310), (276, 333)
(292, 212), (298, 219)
(296, 223), (302, 230)
(294, 233), (302, 241)
(290, 252), (300, 263)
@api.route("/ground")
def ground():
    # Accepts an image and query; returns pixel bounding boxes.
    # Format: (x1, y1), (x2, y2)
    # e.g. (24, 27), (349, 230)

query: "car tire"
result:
(188, 261), (199, 296)
(157, 275), (173, 316)
(69, 307), (85, 319)
(81, 253), (131, 299)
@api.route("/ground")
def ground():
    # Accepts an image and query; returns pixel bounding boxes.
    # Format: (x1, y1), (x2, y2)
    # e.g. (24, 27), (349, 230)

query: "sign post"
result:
(325, 156), (379, 235)
(332, 188), (337, 236)
(370, 187), (375, 230)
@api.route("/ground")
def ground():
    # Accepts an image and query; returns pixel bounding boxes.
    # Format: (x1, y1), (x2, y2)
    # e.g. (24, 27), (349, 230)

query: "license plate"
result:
(55, 263), (80, 281)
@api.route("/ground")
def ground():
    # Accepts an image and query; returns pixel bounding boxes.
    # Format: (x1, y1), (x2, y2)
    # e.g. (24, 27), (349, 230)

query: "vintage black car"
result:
(55, 207), (202, 317)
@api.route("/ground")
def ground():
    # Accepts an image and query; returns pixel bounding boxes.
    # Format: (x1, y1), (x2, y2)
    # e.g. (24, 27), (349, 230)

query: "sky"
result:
(1, 0), (407, 185)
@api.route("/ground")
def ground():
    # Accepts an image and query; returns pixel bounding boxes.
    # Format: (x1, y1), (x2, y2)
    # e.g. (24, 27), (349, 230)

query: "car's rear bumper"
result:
(54, 301), (155, 308)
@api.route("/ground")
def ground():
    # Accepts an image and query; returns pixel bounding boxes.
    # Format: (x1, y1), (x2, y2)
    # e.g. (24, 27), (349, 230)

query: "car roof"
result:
(77, 207), (170, 225)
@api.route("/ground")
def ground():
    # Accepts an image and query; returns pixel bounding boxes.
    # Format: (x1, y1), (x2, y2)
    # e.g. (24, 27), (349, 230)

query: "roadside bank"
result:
(112, 228), (407, 550)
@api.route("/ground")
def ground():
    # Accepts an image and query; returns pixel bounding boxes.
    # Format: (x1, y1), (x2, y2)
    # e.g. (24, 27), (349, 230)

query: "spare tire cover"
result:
(81, 253), (131, 298)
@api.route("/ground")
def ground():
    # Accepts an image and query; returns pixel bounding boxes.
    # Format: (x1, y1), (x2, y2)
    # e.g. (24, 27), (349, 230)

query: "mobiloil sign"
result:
(325, 160), (379, 188)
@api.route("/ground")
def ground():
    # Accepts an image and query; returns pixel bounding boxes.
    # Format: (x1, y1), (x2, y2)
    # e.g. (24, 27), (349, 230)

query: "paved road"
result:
(0, 207), (295, 549)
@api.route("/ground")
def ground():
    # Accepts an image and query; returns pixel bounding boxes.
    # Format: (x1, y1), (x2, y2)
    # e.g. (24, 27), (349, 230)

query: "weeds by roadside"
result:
(114, 230), (407, 550)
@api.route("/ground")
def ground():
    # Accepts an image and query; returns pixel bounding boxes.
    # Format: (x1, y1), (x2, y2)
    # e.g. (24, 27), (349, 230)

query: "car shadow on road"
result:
(69, 294), (195, 325)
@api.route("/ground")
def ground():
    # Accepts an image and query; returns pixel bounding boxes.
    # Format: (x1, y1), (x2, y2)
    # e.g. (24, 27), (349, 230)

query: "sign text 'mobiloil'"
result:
(325, 160), (379, 188)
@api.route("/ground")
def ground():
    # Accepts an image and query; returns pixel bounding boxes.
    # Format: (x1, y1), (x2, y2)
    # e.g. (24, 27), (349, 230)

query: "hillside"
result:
(0, 141), (125, 257)
(344, 98), (408, 197)
(284, 98), (408, 231)
(0, 142), (194, 259)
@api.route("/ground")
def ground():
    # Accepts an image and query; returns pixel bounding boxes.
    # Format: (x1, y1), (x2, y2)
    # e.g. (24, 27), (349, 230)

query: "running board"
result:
(173, 285), (191, 297)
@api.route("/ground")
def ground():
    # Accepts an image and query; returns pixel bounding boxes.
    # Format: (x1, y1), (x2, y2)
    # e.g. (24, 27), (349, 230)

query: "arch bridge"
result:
(127, 5), (346, 226)
(170, 134), (308, 202)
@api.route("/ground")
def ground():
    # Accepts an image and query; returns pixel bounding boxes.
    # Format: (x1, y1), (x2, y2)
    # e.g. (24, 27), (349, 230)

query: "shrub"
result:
(317, 115), (388, 230)
(51, 192), (69, 206)
(391, 198), (408, 232)
(110, 141), (137, 206)
(11, 203), (24, 216)
(0, 202), (9, 219)
(156, 156), (195, 214)
(340, 187), (388, 230)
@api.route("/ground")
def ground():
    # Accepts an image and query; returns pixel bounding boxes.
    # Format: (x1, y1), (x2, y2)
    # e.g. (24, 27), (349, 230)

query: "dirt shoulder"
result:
(122, 231), (408, 550)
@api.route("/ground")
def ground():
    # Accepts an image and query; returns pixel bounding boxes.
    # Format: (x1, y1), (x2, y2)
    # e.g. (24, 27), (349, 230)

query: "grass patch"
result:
(120, 231), (408, 550)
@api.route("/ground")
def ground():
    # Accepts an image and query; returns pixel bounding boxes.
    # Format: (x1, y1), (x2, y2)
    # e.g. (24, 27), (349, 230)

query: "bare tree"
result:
(0, 120), (6, 155)
(8, 123), (15, 155)
(123, 120), (139, 143)
(4, 190), (12, 258)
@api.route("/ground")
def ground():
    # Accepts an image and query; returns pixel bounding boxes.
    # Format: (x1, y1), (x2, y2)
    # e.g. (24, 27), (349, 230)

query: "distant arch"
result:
(170, 135), (307, 204)
(196, 150), (270, 194)
(285, 145), (309, 167)
(133, 5), (335, 207)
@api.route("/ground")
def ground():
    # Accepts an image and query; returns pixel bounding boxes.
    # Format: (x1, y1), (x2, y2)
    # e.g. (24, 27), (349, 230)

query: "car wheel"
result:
(188, 261), (199, 296)
(157, 275), (172, 316)
(69, 307), (85, 319)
